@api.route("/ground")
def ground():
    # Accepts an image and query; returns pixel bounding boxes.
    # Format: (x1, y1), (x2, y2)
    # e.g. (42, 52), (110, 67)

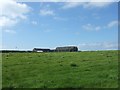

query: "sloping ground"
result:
(2, 50), (118, 88)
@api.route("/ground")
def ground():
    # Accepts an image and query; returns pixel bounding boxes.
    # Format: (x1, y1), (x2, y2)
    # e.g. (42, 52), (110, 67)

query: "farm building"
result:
(56, 46), (78, 52)
(33, 46), (78, 52)
(33, 48), (50, 52)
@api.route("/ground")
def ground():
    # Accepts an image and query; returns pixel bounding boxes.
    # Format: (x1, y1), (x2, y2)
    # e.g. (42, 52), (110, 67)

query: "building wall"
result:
(56, 46), (78, 52)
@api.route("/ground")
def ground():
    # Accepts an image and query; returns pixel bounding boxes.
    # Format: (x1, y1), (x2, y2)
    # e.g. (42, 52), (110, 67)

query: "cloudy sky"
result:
(0, 0), (118, 50)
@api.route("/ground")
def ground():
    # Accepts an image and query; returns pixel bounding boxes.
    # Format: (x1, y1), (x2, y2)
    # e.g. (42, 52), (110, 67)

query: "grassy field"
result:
(2, 50), (118, 88)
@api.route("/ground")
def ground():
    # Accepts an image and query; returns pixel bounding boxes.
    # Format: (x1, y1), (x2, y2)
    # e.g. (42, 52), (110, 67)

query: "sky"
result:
(0, 0), (119, 51)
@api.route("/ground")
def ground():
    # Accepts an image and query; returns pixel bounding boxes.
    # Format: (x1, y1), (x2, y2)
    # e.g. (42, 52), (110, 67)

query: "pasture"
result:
(2, 50), (118, 88)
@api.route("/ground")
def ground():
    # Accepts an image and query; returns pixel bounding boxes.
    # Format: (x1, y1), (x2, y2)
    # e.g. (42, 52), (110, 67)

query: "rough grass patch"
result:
(70, 63), (78, 67)
(2, 50), (118, 88)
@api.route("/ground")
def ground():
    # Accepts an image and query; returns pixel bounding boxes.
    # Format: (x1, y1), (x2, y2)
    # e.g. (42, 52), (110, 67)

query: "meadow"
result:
(2, 50), (118, 88)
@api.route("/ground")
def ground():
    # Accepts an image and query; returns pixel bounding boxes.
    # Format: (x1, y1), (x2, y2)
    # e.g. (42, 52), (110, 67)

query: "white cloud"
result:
(0, 16), (18, 27)
(18, 0), (119, 2)
(31, 21), (37, 25)
(0, 0), (31, 30)
(53, 16), (67, 21)
(107, 20), (118, 28)
(40, 9), (55, 16)
(61, 1), (113, 9)
(39, 4), (55, 16)
(82, 20), (118, 32)
(82, 24), (101, 31)
(83, 2), (113, 8)
(62, 2), (83, 9)
(39, 3), (56, 16)
(79, 42), (118, 51)
(4, 29), (16, 34)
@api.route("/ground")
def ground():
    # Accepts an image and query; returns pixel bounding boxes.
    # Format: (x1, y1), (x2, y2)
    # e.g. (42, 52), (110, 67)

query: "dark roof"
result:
(56, 46), (77, 49)
(33, 48), (50, 50)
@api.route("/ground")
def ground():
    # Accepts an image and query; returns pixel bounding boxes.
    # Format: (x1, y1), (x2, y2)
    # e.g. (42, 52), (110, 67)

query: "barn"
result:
(56, 46), (78, 52)
(33, 48), (50, 52)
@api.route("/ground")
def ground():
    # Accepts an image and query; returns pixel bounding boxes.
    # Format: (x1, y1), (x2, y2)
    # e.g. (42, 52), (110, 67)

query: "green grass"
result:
(2, 50), (118, 88)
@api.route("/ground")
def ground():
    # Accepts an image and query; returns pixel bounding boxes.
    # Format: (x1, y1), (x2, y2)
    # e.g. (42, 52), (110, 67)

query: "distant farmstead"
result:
(56, 46), (78, 52)
(33, 46), (78, 52)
